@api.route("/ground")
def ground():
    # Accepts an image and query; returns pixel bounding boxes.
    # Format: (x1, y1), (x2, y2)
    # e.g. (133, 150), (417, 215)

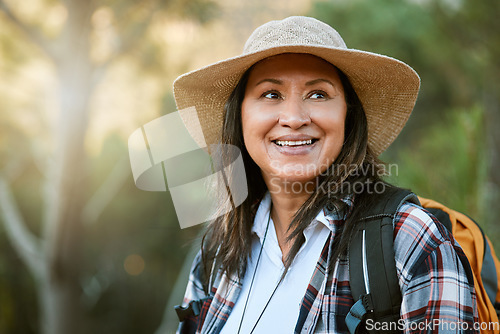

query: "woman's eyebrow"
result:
(305, 78), (335, 87)
(254, 78), (336, 88)
(255, 78), (282, 86)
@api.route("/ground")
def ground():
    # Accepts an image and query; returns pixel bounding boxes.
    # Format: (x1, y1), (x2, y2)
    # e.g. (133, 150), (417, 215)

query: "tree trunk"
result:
(39, 275), (83, 334)
(39, 1), (94, 333)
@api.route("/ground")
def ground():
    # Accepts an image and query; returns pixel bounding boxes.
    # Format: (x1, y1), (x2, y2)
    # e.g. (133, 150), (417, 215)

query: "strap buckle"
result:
(174, 297), (210, 322)
(346, 293), (374, 334)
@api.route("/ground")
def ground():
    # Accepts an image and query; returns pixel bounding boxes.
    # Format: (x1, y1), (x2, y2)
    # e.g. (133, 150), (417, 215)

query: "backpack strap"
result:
(346, 186), (419, 334)
(175, 296), (212, 322)
(424, 207), (453, 232)
(175, 249), (220, 323)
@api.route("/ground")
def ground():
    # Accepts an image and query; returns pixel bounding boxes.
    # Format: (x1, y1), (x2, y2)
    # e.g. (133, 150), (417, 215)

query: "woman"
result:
(173, 16), (477, 333)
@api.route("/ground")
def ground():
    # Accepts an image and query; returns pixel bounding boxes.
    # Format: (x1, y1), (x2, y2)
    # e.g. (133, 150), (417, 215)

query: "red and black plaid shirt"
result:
(178, 199), (478, 333)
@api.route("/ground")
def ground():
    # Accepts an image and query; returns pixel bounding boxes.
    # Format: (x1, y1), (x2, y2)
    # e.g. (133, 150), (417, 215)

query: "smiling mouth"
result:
(273, 139), (317, 147)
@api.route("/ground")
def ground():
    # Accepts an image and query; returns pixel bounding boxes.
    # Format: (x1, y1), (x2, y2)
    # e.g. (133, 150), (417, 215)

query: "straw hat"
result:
(173, 16), (420, 156)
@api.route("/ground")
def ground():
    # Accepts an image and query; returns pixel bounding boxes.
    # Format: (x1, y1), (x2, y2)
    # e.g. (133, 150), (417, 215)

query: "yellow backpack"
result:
(346, 187), (500, 334)
(419, 197), (500, 332)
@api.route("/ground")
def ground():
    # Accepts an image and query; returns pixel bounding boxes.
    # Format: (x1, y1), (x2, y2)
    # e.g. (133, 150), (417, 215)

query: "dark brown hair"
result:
(201, 57), (386, 282)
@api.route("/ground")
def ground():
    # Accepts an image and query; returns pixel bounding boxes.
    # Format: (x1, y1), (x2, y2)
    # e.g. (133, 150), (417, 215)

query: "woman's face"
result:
(241, 53), (347, 189)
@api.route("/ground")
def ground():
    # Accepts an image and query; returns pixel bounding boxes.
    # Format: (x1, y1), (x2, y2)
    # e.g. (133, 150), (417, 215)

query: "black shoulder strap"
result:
(175, 251), (219, 323)
(425, 207), (453, 232)
(346, 186), (419, 334)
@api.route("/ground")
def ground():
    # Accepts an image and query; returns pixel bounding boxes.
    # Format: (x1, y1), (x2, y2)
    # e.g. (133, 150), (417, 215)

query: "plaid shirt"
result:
(177, 199), (478, 333)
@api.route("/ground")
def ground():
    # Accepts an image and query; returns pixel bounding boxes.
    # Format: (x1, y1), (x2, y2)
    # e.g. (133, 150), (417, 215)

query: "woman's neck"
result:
(267, 181), (313, 262)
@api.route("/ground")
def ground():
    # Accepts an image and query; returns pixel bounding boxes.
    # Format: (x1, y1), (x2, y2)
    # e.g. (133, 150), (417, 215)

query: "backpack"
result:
(346, 186), (500, 334)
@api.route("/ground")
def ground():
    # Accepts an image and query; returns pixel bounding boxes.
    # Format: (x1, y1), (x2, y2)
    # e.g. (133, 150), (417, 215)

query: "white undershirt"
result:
(220, 193), (331, 334)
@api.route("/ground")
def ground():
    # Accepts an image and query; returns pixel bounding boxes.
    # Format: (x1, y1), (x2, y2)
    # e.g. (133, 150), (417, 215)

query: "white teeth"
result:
(275, 139), (313, 146)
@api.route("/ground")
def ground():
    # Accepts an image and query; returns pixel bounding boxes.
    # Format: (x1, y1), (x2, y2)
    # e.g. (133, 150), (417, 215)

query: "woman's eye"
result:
(309, 91), (327, 99)
(262, 91), (281, 99)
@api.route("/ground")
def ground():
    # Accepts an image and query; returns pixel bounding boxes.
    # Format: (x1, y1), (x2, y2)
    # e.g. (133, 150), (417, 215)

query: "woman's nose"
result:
(278, 98), (311, 129)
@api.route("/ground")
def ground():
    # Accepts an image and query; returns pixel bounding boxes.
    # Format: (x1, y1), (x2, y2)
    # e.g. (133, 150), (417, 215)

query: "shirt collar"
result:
(322, 195), (354, 232)
(308, 207), (330, 231)
(252, 193), (354, 238)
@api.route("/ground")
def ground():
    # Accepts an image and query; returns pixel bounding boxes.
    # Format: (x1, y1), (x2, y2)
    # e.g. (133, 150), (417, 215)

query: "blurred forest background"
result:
(0, 0), (498, 333)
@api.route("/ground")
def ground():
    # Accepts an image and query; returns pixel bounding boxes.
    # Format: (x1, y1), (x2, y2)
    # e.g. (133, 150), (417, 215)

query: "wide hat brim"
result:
(173, 38), (420, 157)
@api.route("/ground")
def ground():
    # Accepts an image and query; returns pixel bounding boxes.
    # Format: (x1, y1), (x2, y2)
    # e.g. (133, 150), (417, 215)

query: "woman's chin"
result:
(265, 173), (318, 195)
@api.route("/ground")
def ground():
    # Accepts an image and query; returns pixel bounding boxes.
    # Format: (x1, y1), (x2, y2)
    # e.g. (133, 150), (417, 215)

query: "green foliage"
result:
(0, 0), (217, 332)
(0, 237), (38, 334)
(309, 0), (478, 145)
(171, 0), (220, 24)
(309, 0), (499, 248)
(386, 106), (488, 223)
(82, 134), (203, 333)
